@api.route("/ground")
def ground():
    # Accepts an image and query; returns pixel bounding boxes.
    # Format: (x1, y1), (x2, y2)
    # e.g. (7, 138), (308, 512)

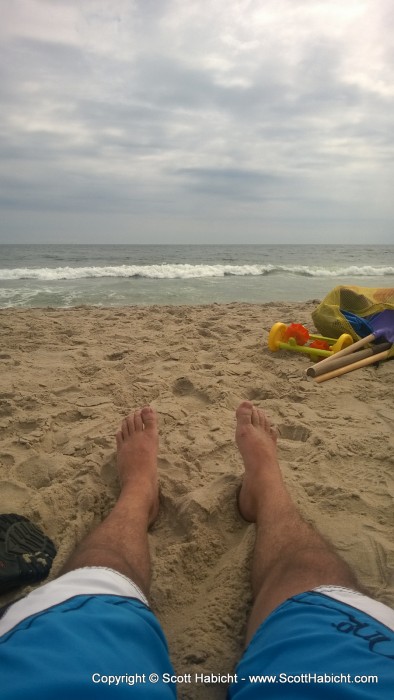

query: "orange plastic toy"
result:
(268, 323), (353, 361)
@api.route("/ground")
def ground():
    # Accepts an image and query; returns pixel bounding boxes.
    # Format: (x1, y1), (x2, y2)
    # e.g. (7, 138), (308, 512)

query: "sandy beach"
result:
(0, 301), (393, 699)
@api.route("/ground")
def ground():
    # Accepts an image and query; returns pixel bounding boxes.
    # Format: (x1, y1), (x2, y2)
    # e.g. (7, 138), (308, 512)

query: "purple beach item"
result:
(367, 310), (394, 343)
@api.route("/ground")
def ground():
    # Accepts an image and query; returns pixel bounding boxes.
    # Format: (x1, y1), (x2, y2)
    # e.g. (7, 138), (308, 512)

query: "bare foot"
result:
(236, 401), (287, 522)
(116, 406), (159, 525)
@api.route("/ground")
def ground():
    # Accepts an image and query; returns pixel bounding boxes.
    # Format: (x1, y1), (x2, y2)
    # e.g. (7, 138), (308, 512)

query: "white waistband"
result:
(314, 585), (394, 631)
(0, 567), (149, 637)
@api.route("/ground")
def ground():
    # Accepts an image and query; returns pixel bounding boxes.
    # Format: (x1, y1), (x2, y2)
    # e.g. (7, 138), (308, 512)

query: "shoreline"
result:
(1, 302), (393, 699)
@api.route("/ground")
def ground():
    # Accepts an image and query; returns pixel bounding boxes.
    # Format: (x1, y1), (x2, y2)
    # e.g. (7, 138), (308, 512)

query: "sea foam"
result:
(0, 264), (393, 281)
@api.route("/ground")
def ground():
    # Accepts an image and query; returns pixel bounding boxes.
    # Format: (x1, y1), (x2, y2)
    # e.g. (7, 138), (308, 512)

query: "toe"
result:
(134, 409), (143, 431)
(126, 415), (134, 435)
(236, 401), (254, 425)
(257, 409), (272, 433)
(262, 411), (271, 430)
(122, 418), (130, 438)
(257, 409), (265, 426)
(251, 407), (260, 427)
(141, 406), (156, 430)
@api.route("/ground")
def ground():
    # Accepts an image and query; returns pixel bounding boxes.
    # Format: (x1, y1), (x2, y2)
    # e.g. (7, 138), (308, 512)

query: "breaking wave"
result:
(1, 264), (393, 281)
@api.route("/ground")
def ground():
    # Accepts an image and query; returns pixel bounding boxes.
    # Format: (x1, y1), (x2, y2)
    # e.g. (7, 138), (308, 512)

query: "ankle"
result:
(254, 493), (296, 527)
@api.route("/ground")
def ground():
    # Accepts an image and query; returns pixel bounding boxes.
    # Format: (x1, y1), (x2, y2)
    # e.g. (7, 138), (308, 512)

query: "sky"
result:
(1, 0), (393, 244)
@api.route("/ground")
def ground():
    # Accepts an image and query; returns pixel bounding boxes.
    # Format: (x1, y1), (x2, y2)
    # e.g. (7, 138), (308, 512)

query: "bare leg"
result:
(236, 401), (361, 644)
(60, 406), (159, 598)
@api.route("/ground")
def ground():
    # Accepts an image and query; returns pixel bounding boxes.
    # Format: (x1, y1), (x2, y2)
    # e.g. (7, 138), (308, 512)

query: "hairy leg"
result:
(236, 401), (360, 644)
(60, 406), (159, 598)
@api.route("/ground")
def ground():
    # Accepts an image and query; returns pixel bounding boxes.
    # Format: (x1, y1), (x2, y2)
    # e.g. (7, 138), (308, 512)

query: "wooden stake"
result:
(306, 342), (391, 378)
(314, 332), (375, 371)
(314, 349), (390, 384)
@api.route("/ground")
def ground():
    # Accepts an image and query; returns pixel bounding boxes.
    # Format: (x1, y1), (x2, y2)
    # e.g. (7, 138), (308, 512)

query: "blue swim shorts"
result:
(0, 569), (393, 699)
(228, 586), (394, 699)
(0, 568), (176, 699)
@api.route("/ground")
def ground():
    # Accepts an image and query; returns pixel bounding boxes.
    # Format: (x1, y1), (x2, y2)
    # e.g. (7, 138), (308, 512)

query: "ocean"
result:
(0, 244), (393, 308)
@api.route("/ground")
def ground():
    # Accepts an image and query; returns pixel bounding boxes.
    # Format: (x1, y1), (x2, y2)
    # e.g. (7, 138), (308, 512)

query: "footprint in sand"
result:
(106, 351), (128, 361)
(0, 453), (15, 467)
(14, 455), (61, 489)
(0, 480), (31, 511)
(0, 401), (13, 417)
(173, 377), (210, 405)
(278, 423), (311, 442)
(247, 387), (277, 401)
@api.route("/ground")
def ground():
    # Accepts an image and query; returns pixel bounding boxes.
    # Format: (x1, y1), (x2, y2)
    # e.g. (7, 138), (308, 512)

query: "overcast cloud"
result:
(1, 0), (393, 243)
